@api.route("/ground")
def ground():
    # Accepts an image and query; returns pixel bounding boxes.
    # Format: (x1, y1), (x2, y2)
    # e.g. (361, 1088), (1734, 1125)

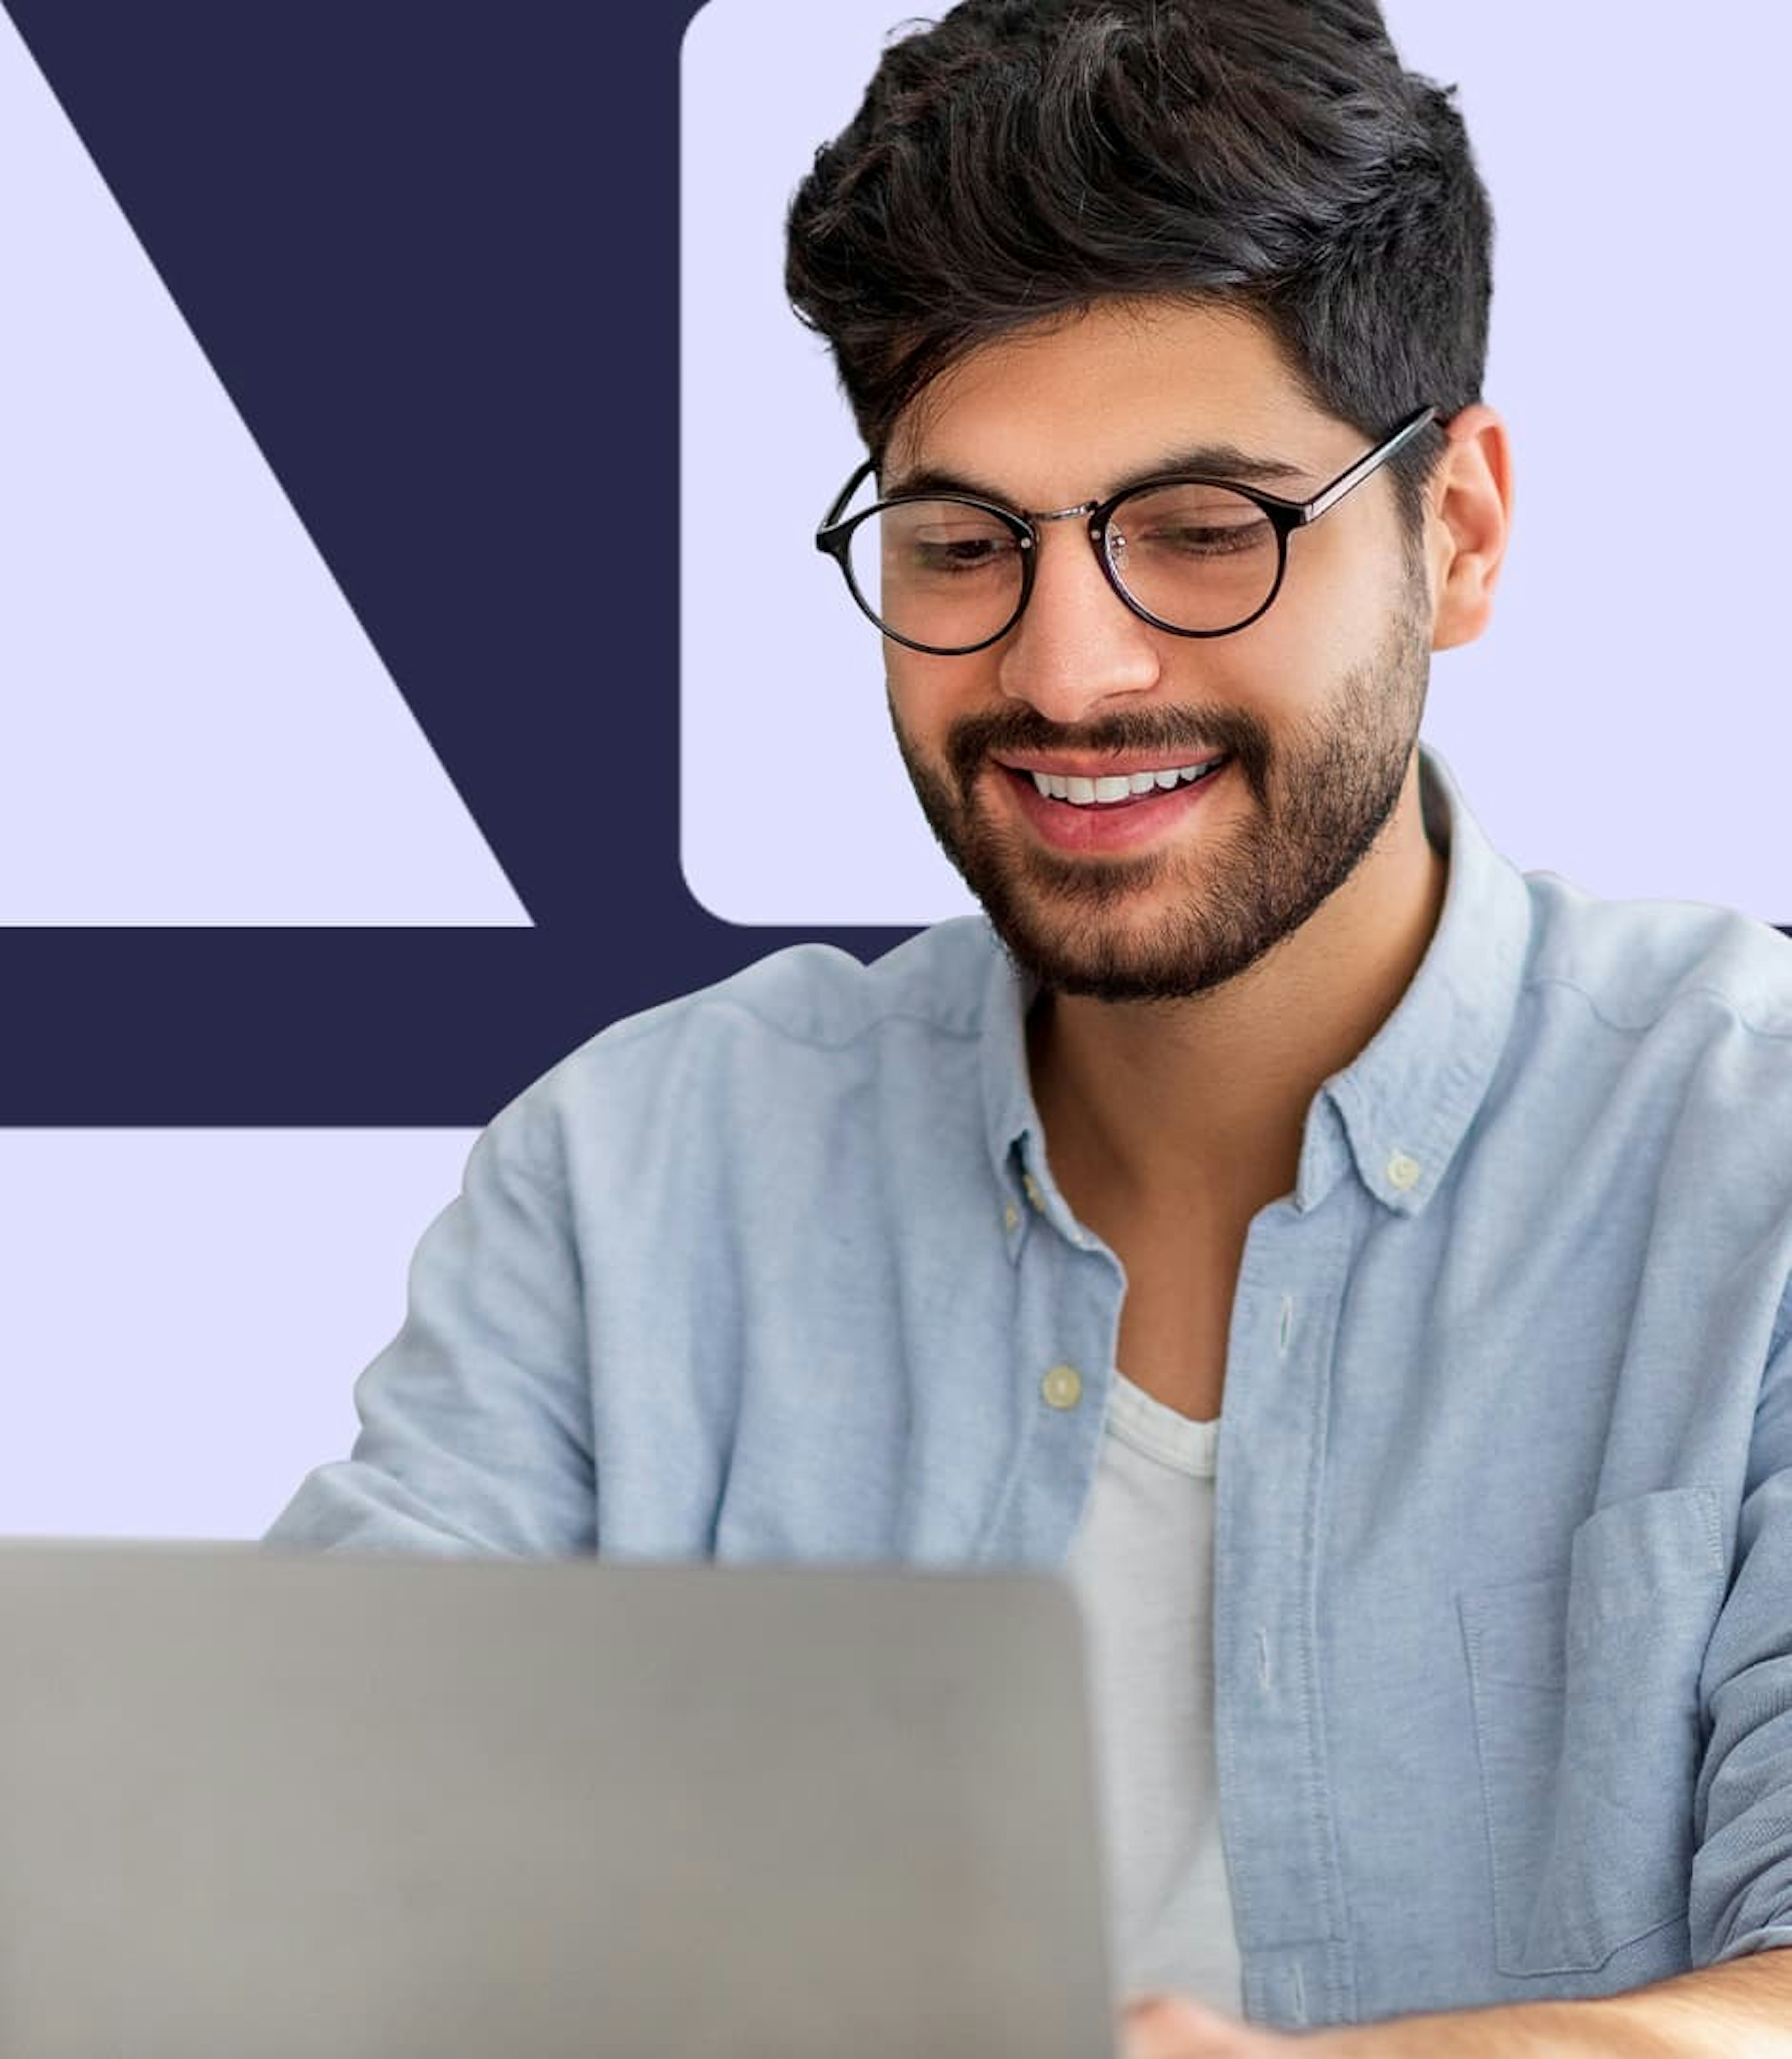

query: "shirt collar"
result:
(1310, 745), (1533, 1216)
(976, 929), (1046, 1252)
(976, 743), (1534, 1230)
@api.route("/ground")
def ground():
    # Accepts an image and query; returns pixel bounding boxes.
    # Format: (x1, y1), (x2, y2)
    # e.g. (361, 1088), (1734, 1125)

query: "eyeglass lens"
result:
(848, 484), (1281, 650)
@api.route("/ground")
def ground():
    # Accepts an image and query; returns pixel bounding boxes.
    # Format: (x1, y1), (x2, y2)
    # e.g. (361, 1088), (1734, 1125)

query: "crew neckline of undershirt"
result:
(1106, 1369), (1220, 1478)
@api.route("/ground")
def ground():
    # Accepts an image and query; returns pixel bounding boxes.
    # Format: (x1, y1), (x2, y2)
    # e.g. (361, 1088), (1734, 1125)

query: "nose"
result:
(995, 520), (1163, 725)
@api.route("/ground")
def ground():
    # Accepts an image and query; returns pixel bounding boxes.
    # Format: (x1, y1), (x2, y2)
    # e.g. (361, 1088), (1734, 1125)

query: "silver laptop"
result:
(0, 1545), (1116, 2058)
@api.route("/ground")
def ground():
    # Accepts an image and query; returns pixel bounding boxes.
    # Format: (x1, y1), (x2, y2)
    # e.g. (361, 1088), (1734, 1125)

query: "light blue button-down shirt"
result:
(269, 747), (1792, 2031)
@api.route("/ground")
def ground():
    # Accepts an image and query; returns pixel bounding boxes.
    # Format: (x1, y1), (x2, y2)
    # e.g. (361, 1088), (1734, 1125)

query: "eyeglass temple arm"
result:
(1299, 406), (1440, 525)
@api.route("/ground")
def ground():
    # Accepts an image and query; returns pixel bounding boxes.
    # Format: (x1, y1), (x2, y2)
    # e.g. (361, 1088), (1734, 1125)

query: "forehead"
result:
(885, 298), (1338, 498)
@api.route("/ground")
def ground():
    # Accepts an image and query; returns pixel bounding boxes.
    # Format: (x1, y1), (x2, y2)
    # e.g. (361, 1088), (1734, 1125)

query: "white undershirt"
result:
(1063, 1371), (1243, 2012)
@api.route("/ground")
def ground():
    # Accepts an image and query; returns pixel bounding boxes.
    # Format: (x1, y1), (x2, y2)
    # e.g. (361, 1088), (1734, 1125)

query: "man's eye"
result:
(1123, 520), (1271, 559)
(911, 535), (1016, 573)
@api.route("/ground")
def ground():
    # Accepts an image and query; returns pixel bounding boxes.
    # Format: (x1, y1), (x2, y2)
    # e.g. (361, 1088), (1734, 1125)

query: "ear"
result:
(1426, 405), (1512, 653)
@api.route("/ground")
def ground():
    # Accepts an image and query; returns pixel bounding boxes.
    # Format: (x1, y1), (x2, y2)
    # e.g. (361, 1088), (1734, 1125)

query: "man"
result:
(269, 1), (1792, 2050)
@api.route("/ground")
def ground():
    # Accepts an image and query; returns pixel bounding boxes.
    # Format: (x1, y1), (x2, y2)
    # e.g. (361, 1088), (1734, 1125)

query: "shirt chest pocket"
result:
(1457, 1486), (1726, 1979)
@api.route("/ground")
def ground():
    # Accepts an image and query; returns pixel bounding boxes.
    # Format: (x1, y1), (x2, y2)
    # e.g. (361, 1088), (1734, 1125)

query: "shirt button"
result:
(1387, 1152), (1421, 1192)
(1041, 1364), (1083, 1411)
(1022, 1173), (1047, 1214)
(1002, 1201), (1021, 1234)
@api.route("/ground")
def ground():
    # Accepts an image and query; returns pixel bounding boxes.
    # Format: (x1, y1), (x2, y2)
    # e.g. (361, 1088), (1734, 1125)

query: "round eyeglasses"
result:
(814, 406), (1438, 656)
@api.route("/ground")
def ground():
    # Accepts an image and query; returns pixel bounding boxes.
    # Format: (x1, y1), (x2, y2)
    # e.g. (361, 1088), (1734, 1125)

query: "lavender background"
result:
(6, 3), (1785, 1537)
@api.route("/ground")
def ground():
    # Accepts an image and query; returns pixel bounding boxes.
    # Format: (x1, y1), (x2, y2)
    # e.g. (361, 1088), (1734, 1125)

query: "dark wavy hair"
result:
(785, 0), (1493, 534)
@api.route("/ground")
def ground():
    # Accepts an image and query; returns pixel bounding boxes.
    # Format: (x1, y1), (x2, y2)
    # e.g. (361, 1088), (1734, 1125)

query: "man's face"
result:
(881, 300), (1437, 1004)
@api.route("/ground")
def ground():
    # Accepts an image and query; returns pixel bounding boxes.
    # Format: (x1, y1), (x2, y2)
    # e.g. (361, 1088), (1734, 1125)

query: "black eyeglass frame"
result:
(814, 404), (1441, 656)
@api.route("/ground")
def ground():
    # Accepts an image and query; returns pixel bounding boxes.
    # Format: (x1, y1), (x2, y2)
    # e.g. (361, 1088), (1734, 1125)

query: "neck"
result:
(1027, 755), (1448, 1231)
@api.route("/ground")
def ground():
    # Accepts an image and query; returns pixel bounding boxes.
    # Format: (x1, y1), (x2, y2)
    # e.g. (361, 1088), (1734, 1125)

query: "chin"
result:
(983, 885), (1279, 1004)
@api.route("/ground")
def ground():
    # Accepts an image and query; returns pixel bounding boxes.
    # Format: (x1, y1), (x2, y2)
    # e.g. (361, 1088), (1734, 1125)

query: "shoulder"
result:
(1521, 872), (1792, 1044)
(598, 915), (998, 1054)
(473, 917), (1005, 1182)
(1507, 876), (1792, 1233)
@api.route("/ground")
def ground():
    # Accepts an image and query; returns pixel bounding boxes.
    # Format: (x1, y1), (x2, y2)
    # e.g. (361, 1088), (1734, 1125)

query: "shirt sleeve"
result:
(262, 1095), (596, 1557)
(1691, 1279), (1792, 1962)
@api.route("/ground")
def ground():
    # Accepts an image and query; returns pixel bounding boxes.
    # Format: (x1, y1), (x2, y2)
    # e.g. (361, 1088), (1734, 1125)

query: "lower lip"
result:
(999, 761), (1232, 854)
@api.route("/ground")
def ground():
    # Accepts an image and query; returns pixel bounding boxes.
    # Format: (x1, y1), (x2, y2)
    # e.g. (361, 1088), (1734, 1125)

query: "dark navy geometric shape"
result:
(0, 0), (915, 1123)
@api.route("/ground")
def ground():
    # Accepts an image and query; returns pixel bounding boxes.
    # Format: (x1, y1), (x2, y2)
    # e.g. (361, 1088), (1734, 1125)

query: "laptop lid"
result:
(0, 1545), (1116, 2058)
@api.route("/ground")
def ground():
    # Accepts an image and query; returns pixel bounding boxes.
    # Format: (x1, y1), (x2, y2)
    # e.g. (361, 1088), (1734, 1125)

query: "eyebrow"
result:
(882, 442), (1313, 504)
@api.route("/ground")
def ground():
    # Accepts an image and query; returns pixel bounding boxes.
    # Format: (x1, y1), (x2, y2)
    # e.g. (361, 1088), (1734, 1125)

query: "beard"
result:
(888, 582), (1434, 1005)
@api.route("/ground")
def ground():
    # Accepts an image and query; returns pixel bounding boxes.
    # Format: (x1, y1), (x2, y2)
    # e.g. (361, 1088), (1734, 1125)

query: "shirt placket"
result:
(979, 1153), (1126, 1565)
(1213, 1194), (1360, 2030)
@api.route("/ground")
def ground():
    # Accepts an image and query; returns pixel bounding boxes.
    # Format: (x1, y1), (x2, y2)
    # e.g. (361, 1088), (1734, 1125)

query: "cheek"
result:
(885, 653), (993, 752)
(1213, 539), (1405, 702)
(1172, 609), (1325, 715)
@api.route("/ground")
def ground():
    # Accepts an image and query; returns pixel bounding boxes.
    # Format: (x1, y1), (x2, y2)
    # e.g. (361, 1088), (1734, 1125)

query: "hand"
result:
(1120, 1993), (1309, 2058)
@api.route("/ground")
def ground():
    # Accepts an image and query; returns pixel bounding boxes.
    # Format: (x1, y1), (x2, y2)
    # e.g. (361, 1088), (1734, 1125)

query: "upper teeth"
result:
(1029, 759), (1223, 805)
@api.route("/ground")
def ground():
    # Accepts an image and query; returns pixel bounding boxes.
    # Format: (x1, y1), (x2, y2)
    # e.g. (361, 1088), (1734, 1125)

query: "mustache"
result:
(945, 704), (1273, 800)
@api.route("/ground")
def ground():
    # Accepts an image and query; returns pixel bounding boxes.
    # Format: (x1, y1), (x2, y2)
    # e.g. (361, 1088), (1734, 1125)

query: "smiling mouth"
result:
(1000, 755), (1231, 810)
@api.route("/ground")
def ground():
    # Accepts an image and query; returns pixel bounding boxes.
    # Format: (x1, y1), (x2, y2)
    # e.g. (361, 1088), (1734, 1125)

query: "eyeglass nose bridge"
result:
(1029, 500), (1101, 526)
(1017, 499), (1132, 594)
